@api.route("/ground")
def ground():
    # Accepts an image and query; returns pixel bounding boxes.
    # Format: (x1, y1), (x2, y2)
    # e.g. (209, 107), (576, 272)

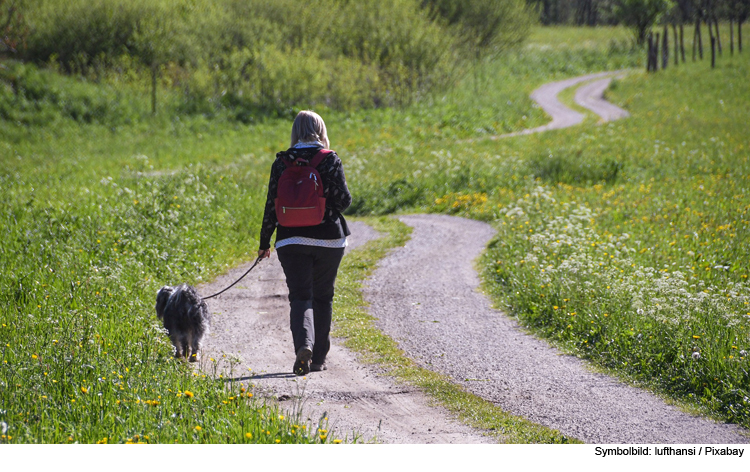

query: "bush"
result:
(0, 61), (140, 126)
(15, 0), (514, 117)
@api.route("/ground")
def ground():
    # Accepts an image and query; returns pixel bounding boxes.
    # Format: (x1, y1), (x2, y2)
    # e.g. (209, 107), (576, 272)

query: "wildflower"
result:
(245, 432), (252, 439)
(692, 352), (701, 360)
(194, 426), (202, 432)
(81, 387), (88, 394)
(184, 391), (194, 398)
(692, 335), (700, 339)
(333, 439), (342, 444)
(1, 421), (7, 434)
(31, 354), (38, 359)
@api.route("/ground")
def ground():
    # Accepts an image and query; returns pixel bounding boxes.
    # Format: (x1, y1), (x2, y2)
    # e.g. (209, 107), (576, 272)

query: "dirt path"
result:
(363, 215), (748, 444)
(200, 221), (492, 444)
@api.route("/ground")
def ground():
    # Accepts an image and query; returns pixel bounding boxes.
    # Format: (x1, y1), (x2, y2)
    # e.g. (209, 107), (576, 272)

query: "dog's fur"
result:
(155, 284), (210, 362)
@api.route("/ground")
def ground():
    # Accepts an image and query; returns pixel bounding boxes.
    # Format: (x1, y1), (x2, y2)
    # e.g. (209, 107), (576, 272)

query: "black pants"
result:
(276, 244), (345, 366)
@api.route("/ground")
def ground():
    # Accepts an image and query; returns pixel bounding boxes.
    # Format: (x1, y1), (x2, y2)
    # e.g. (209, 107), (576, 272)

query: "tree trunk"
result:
(730, 18), (734, 56)
(697, 17), (703, 59)
(680, 23), (686, 62)
(661, 24), (669, 69)
(711, 36), (716, 68)
(673, 24), (679, 65)
(647, 33), (654, 72)
(655, 33), (660, 71)
(740, 20), (743, 53)
(707, 17), (715, 67)
(151, 66), (157, 115)
(714, 18), (722, 55)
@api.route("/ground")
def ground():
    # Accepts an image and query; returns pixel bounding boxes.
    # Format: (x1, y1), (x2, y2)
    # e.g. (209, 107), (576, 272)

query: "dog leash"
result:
(202, 256), (263, 300)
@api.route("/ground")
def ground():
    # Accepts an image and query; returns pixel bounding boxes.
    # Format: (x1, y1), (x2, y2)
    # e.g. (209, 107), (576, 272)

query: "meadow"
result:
(2, 22), (749, 444)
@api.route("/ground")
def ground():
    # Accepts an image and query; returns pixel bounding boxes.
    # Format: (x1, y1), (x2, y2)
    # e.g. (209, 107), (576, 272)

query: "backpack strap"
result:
(309, 149), (332, 169)
(280, 149), (332, 168)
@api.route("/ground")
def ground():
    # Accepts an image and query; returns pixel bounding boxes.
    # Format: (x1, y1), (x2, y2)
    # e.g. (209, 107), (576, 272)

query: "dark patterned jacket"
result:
(259, 145), (352, 250)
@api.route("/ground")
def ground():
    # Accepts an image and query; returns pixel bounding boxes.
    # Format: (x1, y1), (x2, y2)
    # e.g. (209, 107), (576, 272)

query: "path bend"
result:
(363, 214), (747, 444)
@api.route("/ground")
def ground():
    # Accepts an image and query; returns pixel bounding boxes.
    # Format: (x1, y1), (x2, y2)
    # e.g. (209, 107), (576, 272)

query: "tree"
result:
(729, 0), (750, 52)
(422, 0), (533, 62)
(0, 0), (27, 56)
(614, 0), (675, 45)
(130, 15), (178, 114)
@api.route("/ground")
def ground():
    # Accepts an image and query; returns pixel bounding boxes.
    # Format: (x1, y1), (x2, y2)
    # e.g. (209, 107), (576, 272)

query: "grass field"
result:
(2, 24), (749, 443)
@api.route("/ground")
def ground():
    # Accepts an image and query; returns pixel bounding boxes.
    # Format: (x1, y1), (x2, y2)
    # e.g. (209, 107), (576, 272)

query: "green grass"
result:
(0, 116), (338, 443)
(2, 24), (749, 443)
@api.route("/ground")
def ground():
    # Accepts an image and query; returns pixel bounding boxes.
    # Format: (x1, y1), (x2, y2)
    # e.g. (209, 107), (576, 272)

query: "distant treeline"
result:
(527, 0), (749, 27)
(1, 0), (533, 118)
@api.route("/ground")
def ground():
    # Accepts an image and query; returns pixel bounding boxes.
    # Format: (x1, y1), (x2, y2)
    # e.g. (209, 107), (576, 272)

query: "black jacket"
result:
(259, 145), (351, 250)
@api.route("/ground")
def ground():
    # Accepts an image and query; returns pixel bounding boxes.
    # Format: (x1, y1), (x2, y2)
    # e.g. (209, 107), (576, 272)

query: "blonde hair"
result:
(290, 110), (329, 149)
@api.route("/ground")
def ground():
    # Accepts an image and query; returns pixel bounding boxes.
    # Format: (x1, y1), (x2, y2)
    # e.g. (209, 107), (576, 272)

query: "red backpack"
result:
(274, 150), (331, 227)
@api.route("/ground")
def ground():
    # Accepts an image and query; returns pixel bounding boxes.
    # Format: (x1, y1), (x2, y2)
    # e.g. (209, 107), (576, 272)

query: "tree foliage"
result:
(614, 0), (674, 44)
(0, 0), (27, 55)
(422, 0), (533, 61)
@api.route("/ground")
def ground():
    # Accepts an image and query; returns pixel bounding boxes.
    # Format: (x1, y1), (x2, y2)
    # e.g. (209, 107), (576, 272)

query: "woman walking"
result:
(258, 110), (352, 375)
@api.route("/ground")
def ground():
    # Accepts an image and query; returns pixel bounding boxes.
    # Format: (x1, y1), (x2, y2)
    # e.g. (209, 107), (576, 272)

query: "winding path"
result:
(202, 71), (747, 443)
(497, 70), (629, 138)
(363, 215), (747, 444)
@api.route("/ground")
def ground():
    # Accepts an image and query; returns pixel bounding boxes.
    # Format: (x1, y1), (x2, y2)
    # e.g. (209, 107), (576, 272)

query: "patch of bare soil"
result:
(199, 221), (492, 443)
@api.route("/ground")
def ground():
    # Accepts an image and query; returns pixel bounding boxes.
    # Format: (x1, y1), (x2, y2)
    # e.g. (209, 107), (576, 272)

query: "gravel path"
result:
(199, 221), (492, 444)
(363, 214), (748, 444)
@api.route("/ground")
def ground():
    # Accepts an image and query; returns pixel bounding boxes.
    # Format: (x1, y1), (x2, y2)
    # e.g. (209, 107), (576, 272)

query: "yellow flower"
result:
(333, 439), (342, 444)
(31, 354), (38, 359)
(693, 335), (700, 339)
(80, 387), (88, 394)
(184, 390), (194, 398)
(194, 426), (202, 432)
(245, 432), (252, 439)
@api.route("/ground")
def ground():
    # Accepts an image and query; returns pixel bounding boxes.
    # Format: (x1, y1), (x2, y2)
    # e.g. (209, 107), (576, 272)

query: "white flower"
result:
(692, 352), (701, 360)
(0, 421), (7, 434)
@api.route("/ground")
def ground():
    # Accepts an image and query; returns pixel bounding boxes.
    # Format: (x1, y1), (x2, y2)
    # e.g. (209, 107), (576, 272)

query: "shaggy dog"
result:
(155, 284), (210, 362)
